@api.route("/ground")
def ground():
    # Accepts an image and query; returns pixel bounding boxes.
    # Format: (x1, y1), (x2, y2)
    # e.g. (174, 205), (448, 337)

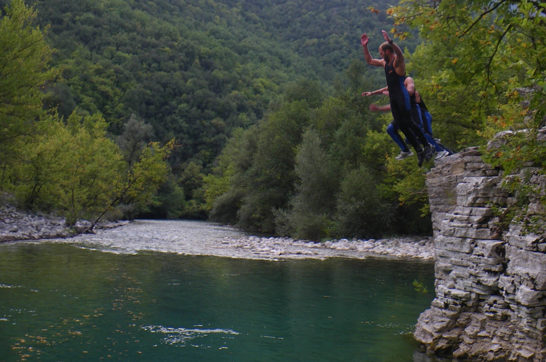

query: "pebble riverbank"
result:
(0, 205), (128, 242)
(0, 206), (434, 261)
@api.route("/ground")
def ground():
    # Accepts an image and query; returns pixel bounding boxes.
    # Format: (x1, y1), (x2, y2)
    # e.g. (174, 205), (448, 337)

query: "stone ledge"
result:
(415, 130), (545, 361)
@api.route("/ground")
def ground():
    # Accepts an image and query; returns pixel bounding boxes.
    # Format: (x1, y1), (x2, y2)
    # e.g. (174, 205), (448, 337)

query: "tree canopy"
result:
(205, 0), (545, 240)
(1, 0), (400, 220)
(3, 0), (541, 239)
(0, 0), (172, 227)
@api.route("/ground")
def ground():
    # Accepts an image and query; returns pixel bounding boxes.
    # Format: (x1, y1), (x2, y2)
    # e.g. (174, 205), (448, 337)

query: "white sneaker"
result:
(435, 150), (450, 159)
(395, 150), (413, 160)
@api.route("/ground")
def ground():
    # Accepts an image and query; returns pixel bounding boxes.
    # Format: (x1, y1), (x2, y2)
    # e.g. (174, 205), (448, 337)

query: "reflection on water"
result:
(0, 242), (435, 361)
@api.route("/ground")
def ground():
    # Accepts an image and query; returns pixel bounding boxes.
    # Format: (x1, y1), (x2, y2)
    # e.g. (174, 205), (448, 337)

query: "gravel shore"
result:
(1, 207), (433, 261)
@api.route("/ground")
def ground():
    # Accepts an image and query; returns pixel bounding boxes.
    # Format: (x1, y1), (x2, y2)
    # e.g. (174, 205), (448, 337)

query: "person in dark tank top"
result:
(360, 30), (434, 166)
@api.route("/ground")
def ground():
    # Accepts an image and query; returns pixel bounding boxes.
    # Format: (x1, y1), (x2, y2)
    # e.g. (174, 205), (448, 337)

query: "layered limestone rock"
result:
(415, 133), (545, 360)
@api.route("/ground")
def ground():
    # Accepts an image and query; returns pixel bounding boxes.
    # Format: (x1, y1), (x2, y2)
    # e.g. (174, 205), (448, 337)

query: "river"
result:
(0, 220), (437, 361)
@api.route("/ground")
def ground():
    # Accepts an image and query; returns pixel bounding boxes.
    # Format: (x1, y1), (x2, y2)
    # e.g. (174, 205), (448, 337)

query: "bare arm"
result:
(369, 103), (391, 112)
(382, 30), (405, 76)
(361, 33), (385, 67)
(404, 77), (415, 96)
(362, 86), (388, 97)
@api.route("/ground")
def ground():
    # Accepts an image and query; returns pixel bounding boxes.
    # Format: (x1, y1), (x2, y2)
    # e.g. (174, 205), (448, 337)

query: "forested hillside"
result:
(17, 0), (398, 151)
(1, 0), (542, 239)
(1, 0), (401, 219)
(202, 0), (545, 239)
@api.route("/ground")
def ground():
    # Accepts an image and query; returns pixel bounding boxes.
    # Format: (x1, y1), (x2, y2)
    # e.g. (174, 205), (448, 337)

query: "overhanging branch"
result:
(459, 0), (508, 38)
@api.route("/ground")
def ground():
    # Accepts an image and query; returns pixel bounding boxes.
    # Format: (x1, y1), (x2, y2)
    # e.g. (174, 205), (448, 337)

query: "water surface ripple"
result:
(0, 244), (435, 361)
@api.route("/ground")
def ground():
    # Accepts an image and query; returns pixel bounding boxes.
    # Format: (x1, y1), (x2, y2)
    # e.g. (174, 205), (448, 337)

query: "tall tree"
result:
(281, 129), (338, 240)
(0, 0), (56, 169)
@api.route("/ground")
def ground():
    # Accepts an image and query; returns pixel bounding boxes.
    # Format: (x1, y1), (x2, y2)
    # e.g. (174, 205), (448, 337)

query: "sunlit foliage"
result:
(0, 0), (172, 226)
(388, 0), (545, 226)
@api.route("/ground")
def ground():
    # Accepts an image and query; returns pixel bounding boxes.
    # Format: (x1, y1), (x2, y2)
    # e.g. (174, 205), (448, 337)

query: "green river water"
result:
(0, 242), (435, 361)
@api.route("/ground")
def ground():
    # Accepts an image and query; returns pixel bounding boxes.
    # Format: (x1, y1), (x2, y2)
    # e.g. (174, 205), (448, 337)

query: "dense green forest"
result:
(1, 0), (543, 238)
(1, 0), (400, 217)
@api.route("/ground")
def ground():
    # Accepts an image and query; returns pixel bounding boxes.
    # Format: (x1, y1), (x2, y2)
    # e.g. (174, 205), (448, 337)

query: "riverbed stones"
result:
(415, 131), (546, 361)
(0, 203), (123, 242)
(0, 204), (71, 241)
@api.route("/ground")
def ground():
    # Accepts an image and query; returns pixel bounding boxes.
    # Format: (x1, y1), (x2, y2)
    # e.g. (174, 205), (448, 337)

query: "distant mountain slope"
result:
(2, 0), (404, 167)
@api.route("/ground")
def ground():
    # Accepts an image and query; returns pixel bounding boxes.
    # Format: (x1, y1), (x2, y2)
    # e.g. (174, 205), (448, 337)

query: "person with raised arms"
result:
(361, 30), (434, 166)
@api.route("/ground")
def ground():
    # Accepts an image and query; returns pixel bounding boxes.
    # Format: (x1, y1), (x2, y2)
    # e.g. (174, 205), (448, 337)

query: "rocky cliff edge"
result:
(414, 128), (545, 361)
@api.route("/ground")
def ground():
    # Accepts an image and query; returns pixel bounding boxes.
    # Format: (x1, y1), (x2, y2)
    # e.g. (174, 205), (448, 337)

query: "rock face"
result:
(415, 141), (545, 360)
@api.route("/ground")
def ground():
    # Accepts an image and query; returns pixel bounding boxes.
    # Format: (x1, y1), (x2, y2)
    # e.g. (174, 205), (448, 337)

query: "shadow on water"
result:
(0, 242), (437, 361)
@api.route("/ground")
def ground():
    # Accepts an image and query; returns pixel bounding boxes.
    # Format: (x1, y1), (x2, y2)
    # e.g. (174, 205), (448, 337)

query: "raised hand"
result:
(361, 33), (369, 47)
(381, 30), (391, 43)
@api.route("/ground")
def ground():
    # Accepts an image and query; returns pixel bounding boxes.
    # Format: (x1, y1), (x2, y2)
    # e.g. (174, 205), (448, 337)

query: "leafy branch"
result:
(458, 0), (508, 38)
